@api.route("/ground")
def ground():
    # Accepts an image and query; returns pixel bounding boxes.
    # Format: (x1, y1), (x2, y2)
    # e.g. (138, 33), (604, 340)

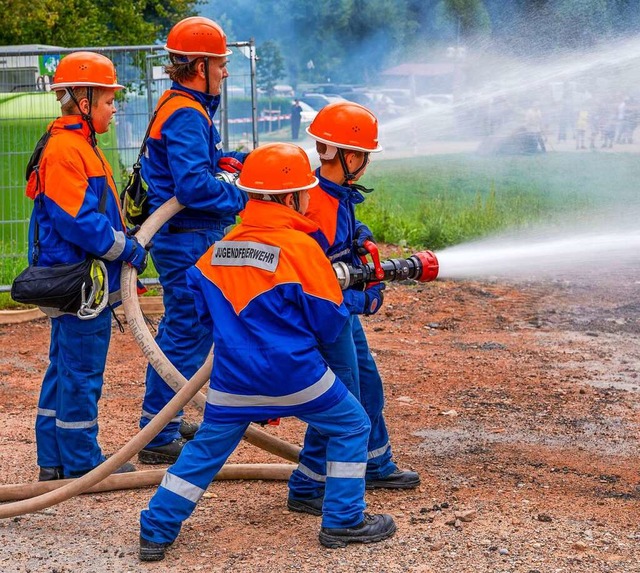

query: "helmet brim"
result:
(51, 82), (124, 90)
(306, 128), (383, 153)
(165, 46), (233, 58)
(236, 176), (319, 195)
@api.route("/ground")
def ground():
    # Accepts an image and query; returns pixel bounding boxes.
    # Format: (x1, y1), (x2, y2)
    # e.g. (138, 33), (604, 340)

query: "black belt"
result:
(168, 225), (204, 234)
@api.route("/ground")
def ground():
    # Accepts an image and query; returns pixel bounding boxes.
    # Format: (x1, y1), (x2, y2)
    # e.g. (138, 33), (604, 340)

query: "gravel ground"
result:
(0, 269), (639, 573)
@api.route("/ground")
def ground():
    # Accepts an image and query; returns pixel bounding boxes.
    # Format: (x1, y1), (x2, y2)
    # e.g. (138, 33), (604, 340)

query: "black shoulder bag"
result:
(121, 92), (185, 226)
(11, 130), (109, 317)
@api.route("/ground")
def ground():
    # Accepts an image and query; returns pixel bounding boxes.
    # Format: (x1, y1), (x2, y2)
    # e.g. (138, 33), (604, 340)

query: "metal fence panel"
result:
(0, 43), (257, 290)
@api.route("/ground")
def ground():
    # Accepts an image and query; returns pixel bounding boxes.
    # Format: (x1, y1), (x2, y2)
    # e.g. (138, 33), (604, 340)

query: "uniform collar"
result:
(172, 82), (220, 116)
(316, 168), (365, 205)
(52, 115), (93, 143)
(240, 199), (321, 235)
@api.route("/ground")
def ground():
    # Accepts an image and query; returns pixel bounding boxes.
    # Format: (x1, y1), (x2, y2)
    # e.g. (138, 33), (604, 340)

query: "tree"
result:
(443, 0), (492, 40)
(256, 40), (285, 96)
(0, 0), (198, 47)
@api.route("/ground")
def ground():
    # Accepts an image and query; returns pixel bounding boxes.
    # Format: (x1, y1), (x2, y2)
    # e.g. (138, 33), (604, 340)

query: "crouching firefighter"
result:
(27, 52), (148, 481)
(138, 143), (396, 561)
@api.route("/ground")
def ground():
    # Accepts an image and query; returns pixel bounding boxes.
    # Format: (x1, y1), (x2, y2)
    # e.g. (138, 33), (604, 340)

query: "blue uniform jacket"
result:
(141, 83), (248, 230)
(26, 116), (134, 310)
(186, 199), (351, 423)
(305, 169), (369, 265)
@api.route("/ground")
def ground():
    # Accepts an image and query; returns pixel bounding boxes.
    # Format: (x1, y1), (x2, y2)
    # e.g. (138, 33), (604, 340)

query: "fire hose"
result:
(0, 197), (299, 516)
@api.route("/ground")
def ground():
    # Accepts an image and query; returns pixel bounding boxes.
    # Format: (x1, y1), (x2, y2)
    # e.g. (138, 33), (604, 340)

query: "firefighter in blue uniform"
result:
(138, 143), (396, 560)
(287, 102), (420, 516)
(29, 52), (147, 480)
(137, 17), (249, 464)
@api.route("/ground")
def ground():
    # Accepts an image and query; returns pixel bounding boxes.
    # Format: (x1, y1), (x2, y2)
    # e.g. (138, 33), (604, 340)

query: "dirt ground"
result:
(0, 263), (639, 573)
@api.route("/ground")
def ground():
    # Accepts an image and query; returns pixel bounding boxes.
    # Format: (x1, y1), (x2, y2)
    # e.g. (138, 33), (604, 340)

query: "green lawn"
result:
(358, 152), (640, 250)
(2, 150), (639, 287)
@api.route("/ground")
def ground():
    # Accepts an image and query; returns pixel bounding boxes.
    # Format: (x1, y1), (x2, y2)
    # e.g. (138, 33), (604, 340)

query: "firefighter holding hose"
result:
(287, 102), (419, 515)
(139, 143), (396, 560)
(29, 52), (147, 481)
(136, 17), (249, 464)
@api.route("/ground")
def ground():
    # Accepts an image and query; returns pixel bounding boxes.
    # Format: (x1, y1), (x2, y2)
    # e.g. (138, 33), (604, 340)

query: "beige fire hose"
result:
(0, 357), (208, 518)
(120, 197), (301, 463)
(0, 464), (295, 503)
(0, 198), (300, 517)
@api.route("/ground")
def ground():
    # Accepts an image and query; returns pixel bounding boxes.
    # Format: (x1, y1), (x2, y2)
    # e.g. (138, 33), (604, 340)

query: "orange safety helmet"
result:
(237, 143), (318, 194)
(306, 101), (382, 153)
(165, 16), (232, 60)
(50, 52), (123, 90)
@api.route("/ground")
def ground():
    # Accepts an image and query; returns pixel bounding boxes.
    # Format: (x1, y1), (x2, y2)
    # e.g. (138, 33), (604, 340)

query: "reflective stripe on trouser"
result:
(288, 316), (396, 500)
(35, 310), (111, 476)
(140, 393), (370, 543)
(140, 227), (223, 447)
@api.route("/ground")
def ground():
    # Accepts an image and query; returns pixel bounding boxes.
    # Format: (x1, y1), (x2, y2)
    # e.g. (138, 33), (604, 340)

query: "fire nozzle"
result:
(333, 250), (439, 290)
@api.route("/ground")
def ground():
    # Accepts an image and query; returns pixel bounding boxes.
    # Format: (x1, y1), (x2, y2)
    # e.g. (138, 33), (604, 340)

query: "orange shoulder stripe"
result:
(150, 91), (211, 139)
(306, 185), (339, 246)
(196, 228), (342, 314)
(42, 134), (112, 217)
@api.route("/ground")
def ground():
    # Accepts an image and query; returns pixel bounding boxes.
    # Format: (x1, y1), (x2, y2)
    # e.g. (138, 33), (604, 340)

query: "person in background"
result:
(575, 108), (589, 150)
(287, 101), (420, 517)
(138, 143), (396, 561)
(30, 52), (148, 480)
(290, 98), (302, 140)
(525, 101), (546, 153)
(137, 17), (249, 465)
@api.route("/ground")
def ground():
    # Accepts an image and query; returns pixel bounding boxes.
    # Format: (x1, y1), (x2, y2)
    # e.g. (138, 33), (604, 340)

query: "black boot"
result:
(287, 496), (323, 516)
(179, 419), (199, 441)
(38, 466), (64, 481)
(138, 438), (187, 464)
(366, 468), (420, 490)
(319, 513), (396, 548)
(139, 536), (171, 562)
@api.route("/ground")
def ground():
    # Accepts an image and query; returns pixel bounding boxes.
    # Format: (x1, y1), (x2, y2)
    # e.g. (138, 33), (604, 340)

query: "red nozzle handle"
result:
(359, 240), (385, 280)
(413, 250), (439, 282)
(217, 156), (244, 174)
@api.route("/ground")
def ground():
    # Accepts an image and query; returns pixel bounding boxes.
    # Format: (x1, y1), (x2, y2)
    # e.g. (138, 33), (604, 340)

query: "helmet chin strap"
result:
(203, 56), (210, 95)
(337, 149), (372, 191)
(67, 87), (97, 147)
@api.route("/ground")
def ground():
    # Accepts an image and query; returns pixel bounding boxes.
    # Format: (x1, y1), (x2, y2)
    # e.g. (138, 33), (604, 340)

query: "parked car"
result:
(342, 90), (400, 117)
(298, 101), (317, 123)
(377, 88), (412, 110)
(300, 93), (346, 110)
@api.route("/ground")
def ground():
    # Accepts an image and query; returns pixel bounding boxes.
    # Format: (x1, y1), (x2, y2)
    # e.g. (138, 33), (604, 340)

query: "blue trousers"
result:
(288, 315), (396, 500)
(140, 227), (224, 447)
(140, 393), (370, 543)
(35, 310), (111, 477)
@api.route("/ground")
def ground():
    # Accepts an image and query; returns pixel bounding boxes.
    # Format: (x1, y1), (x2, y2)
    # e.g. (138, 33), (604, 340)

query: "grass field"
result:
(359, 151), (640, 250)
(2, 150), (639, 289)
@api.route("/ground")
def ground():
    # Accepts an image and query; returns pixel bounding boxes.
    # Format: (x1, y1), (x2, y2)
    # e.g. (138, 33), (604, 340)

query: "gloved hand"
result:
(125, 235), (149, 274)
(342, 282), (385, 316)
(353, 223), (374, 254)
(215, 171), (239, 185)
(363, 282), (385, 315)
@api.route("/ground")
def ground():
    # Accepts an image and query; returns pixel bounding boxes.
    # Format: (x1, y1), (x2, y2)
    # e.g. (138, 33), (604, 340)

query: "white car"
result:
(298, 101), (318, 123)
